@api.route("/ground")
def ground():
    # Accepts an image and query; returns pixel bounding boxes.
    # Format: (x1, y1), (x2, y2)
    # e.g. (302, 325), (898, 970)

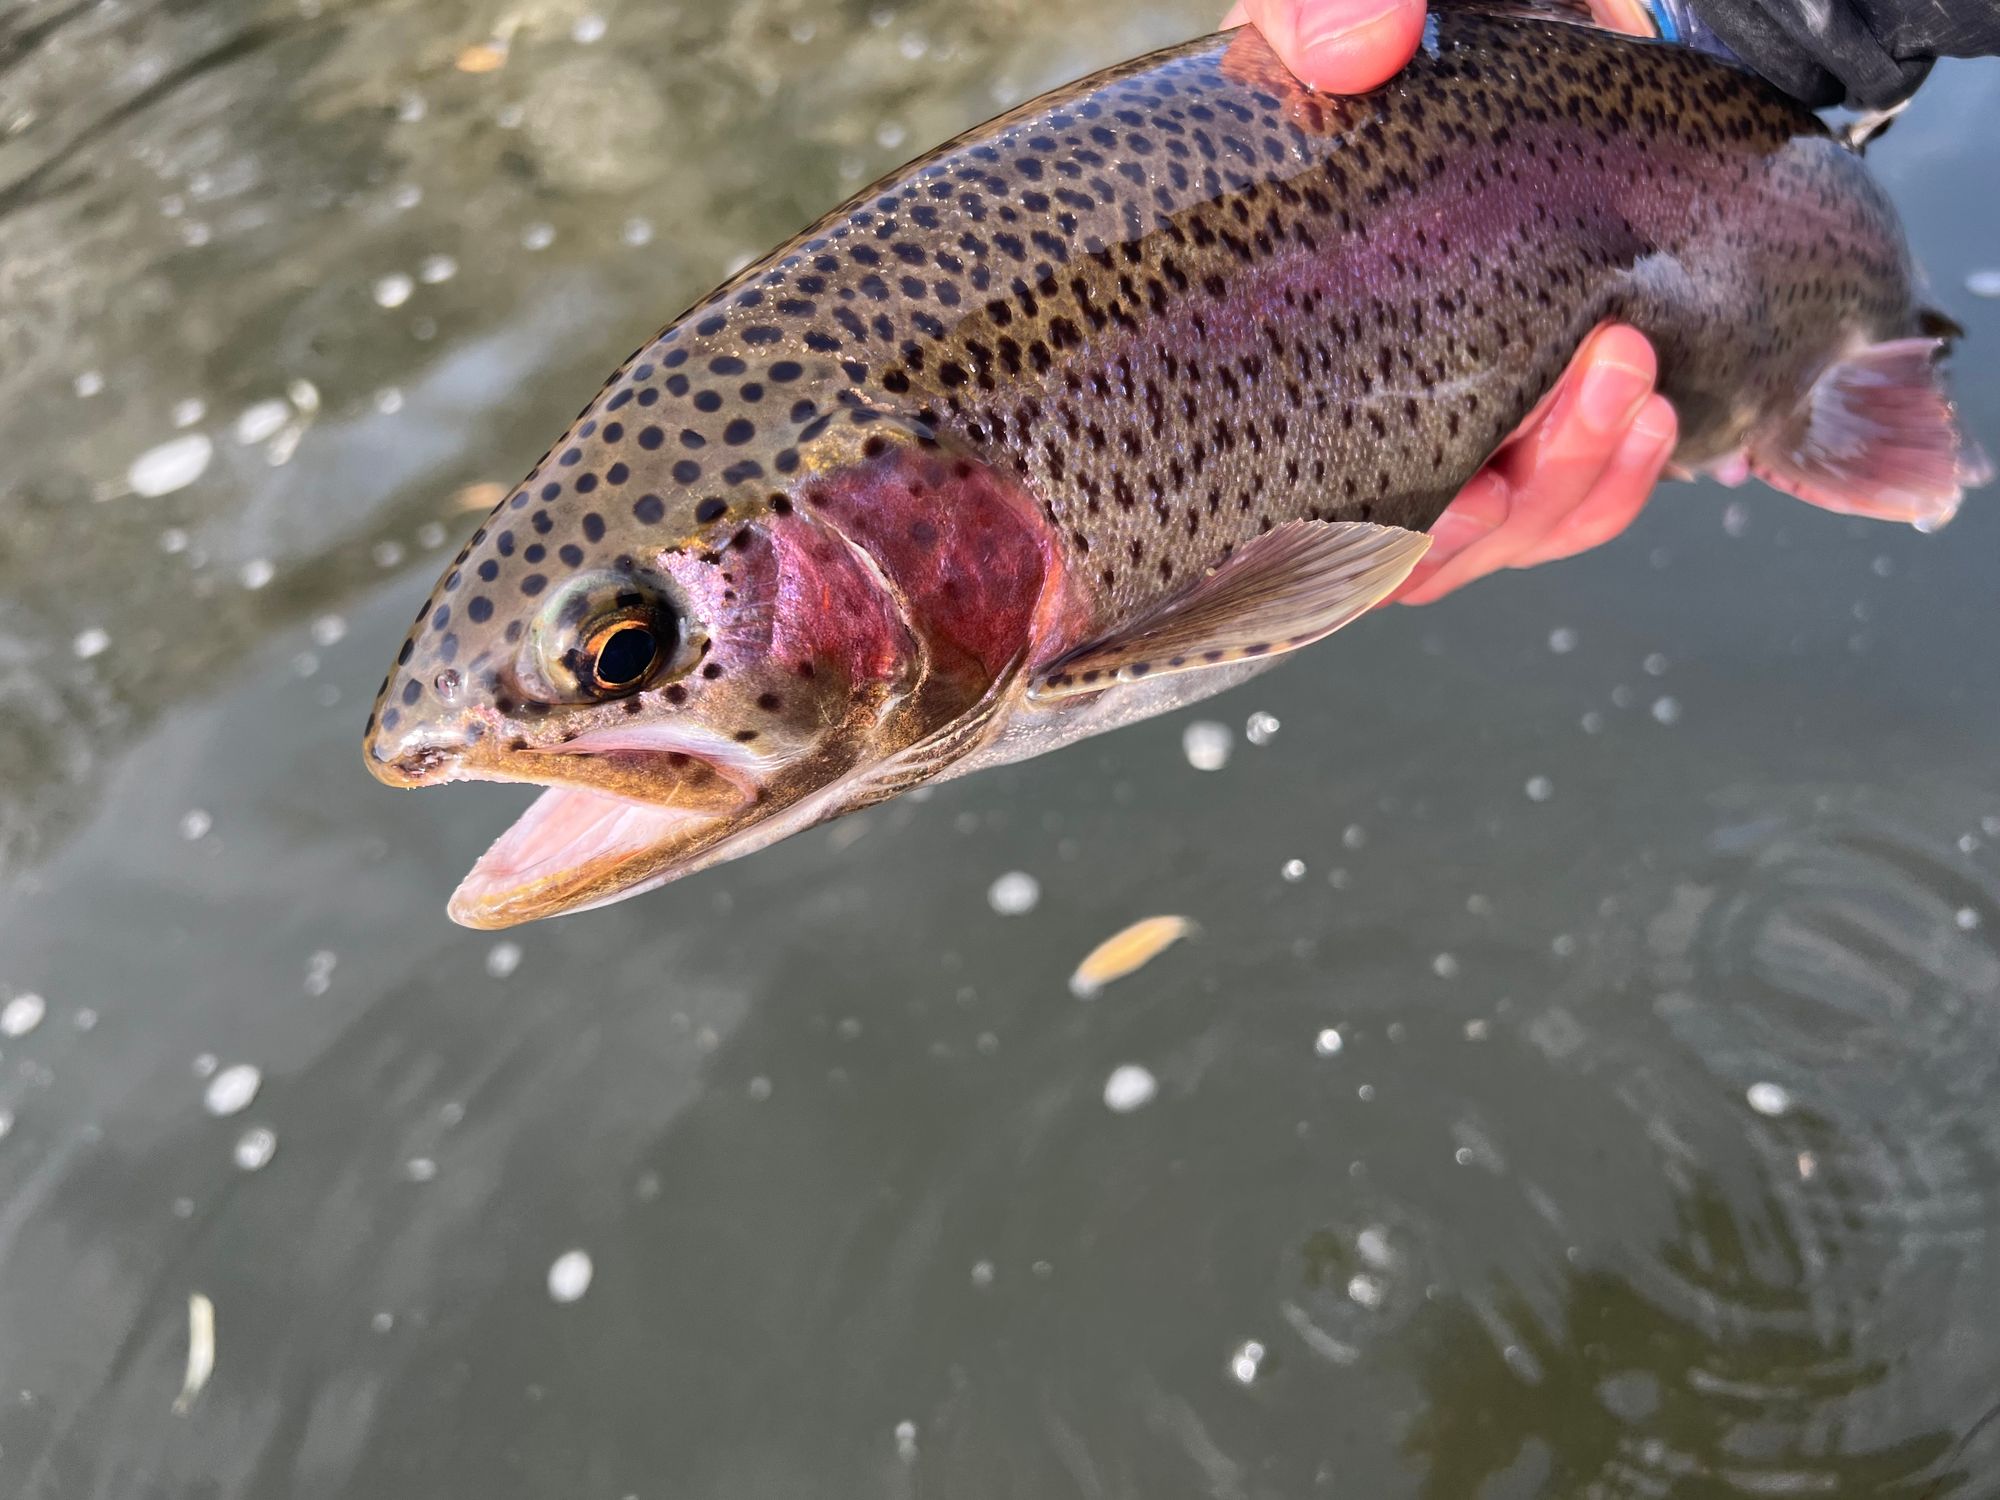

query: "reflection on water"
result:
(1, 1), (1997, 1496)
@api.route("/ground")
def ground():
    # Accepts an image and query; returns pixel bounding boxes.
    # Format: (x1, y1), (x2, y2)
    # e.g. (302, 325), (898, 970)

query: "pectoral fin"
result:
(1030, 520), (1429, 701)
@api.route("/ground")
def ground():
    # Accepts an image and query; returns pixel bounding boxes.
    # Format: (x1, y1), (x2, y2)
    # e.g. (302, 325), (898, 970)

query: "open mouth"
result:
(437, 726), (769, 929)
(448, 782), (727, 928)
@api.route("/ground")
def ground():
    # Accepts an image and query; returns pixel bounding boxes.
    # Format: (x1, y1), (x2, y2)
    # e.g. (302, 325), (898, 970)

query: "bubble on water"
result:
(308, 613), (347, 649)
(986, 871), (1040, 916)
(1581, 711), (1605, 734)
(1432, 953), (1460, 979)
(1342, 824), (1367, 849)
(571, 12), (607, 43)
(1228, 1340), (1265, 1384)
(1103, 1064), (1158, 1113)
(170, 397), (206, 429)
(1, 994), (46, 1038)
(1347, 1273), (1386, 1308)
(1314, 1027), (1344, 1057)
(204, 1064), (261, 1117)
(547, 1249), (593, 1302)
(193, 1053), (217, 1077)
(874, 120), (908, 151)
(1966, 268), (2000, 298)
(1281, 859), (1307, 882)
(1547, 626), (1578, 653)
(521, 222), (555, 251)
(234, 399), (289, 445)
(1722, 501), (1750, 536)
(394, 1151), (439, 1182)
(1643, 652), (1669, 676)
(418, 254), (457, 285)
(73, 1008), (97, 1031)
(485, 942), (522, 979)
(1651, 696), (1682, 725)
(232, 1127), (277, 1171)
(74, 370), (104, 398)
(391, 181), (423, 210)
(179, 808), (212, 841)
(396, 91), (426, 123)
(970, 1259), (995, 1287)
(239, 558), (275, 590)
(1957, 907), (1981, 932)
(622, 216), (654, 247)
(747, 1075), (773, 1102)
(1245, 710), (1281, 745)
(129, 433), (212, 496)
(416, 521), (447, 550)
(72, 627), (110, 660)
(373, 387), (404, 415)
(1525, 775), (1553, 802)
(1356, 1226), (1394, 1268)
(1746, 1080), (1793, 1117)
(1182, 720), (1232, 771)
(172, 1196), (194, 1218)
(894, 1420), (918, 1461)
(372, 273), (413, 308)
(304, 950), (336, 996)
(371, 1311), (395, 1333)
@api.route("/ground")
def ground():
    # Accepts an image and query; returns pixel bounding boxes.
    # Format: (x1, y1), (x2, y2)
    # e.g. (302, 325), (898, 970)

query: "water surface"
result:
(1, 1), (1997, 1494)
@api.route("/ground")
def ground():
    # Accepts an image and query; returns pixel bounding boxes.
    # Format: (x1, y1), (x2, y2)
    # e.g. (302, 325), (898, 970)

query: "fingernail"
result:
(1576, 357), (1652, 435)
(1298, 0), (1410, 52)
(1630, 395), (1677, 448)
(1426, 506), (1499, 555)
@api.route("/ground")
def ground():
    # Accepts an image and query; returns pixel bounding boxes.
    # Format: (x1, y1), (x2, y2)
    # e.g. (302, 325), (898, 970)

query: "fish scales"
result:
(365, 10), (1981, 926)
(381, 18), (1902, 705)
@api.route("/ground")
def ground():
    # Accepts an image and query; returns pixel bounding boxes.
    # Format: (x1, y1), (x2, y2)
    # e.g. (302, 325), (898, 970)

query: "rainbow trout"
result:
(365, 0), (1986, 927)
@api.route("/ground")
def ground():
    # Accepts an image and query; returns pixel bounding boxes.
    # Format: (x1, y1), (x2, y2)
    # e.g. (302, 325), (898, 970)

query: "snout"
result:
(363, 707), (482, 788)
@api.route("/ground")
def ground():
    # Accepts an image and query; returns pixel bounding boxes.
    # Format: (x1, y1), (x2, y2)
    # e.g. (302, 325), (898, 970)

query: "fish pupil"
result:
(593, 622), (658, 689)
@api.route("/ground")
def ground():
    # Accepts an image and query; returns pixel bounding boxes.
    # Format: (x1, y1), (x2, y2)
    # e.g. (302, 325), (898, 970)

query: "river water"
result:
(1, 1), (1997, 1495)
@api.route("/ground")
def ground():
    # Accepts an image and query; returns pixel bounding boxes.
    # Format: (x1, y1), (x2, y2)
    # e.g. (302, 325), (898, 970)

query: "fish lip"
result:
(446, 783), (727, 929)
(397, 724), (772, 928)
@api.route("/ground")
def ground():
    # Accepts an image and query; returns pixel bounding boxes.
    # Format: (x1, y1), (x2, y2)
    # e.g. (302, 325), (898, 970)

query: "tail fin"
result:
(1747, 335), (1991, 532)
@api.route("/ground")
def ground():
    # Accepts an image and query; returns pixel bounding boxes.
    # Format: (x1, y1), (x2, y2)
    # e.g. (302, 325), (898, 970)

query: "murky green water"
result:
(2, 1), (1998, 1494)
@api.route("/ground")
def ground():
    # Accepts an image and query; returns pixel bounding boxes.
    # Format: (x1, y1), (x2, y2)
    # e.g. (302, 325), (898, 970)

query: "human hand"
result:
(1219, 0), (1677, 602)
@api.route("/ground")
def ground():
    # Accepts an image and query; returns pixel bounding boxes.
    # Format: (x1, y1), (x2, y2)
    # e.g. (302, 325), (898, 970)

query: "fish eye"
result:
(583, 617), (661, 693)
(525, 573), (692, 704)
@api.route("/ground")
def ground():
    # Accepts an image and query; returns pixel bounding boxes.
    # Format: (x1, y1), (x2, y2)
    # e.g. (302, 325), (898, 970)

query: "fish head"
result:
(364, 360), (1066, 928)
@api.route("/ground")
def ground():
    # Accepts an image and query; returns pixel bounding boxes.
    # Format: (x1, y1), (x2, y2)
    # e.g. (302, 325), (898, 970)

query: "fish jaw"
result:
(449, 784), (725, 928)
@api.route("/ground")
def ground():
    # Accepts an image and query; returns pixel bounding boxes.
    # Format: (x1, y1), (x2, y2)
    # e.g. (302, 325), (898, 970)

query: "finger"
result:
(1396, 328), (1657, 604)
(1513, 395), (1677, 565)
(1389, 470), (1513, 604)
(1226, 0), (1430, 94)
(1484, 323), (1657, 553)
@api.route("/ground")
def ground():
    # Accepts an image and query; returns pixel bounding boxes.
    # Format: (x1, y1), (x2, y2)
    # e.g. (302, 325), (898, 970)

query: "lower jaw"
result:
(446, 783), (723, 929)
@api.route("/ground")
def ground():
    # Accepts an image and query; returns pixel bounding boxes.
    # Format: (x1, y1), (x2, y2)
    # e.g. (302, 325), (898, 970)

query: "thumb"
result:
(1228, 0), (1430, 94)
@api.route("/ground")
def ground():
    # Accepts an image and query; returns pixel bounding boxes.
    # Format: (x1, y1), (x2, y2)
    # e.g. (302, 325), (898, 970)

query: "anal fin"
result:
(1029, 520), (1428, 701)
(1749, 336), (1991, 531)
